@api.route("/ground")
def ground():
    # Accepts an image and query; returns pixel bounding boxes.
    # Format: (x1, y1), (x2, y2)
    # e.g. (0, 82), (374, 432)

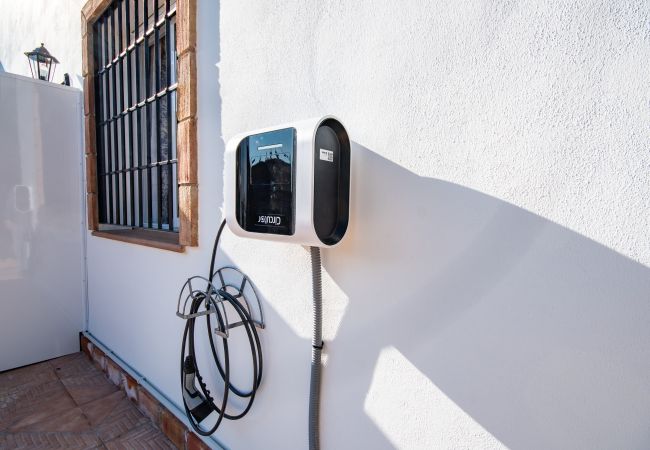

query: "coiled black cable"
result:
(180, 219), (263, 436)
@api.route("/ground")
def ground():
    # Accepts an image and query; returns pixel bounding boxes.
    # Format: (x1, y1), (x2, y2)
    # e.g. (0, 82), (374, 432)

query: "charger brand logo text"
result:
(258, 215), (281, 226)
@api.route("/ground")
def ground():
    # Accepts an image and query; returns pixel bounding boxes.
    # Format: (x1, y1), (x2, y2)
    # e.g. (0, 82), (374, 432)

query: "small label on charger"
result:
(258, 215), (282, 226)
(320, 149), (334, 162)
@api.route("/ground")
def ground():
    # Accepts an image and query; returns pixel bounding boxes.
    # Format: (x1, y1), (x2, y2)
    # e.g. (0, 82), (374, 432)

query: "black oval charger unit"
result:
(313, 119), (350, 246)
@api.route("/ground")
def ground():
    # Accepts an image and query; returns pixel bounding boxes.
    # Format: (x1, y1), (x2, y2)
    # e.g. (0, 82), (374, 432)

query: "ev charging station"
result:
(224, 116), (350, 246)
(178, 116), (351, 450)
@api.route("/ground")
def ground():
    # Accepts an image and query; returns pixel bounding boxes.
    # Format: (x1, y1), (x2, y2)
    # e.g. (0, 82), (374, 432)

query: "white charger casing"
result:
(224, 116), (350, 247)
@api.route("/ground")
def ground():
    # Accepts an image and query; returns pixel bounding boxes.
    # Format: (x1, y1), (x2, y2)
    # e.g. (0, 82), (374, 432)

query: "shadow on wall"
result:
(0, 61), (4, 72)
(322, 142), (650, 450)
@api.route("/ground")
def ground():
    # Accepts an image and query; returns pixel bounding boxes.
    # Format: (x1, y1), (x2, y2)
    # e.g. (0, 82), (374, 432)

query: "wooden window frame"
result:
(82, 0), (197, 251)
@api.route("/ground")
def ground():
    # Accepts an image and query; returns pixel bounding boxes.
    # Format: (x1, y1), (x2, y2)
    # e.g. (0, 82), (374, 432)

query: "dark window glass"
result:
(92, 0), (178, 231)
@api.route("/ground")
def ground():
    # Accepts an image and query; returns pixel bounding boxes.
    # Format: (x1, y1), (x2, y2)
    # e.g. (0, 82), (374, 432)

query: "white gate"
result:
(0, 73), (85, 371)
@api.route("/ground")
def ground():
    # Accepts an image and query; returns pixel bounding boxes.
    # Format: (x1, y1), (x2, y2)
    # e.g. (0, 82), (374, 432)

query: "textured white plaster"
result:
(0, 0), (85, 87)
(215, 2), (650, 449)
(364, 346), (506, 450)
(221, 0), (650, 268)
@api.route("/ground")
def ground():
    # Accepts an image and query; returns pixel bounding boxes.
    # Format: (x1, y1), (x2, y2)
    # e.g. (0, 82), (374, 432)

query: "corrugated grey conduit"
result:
(309, 246), (323, 450)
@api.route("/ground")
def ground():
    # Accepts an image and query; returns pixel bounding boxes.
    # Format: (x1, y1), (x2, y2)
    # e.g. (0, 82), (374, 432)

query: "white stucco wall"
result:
(214, 1), (650, 448)
(0, 0), (85, 87)
(4, 0), (644, 449)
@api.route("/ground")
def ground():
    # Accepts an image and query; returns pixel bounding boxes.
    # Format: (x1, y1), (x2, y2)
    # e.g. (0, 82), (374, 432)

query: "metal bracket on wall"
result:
(176, 268), (265, 338)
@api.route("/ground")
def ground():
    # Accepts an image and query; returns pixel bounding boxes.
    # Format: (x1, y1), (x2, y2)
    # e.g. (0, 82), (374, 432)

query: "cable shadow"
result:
(321, 142), (650, 450)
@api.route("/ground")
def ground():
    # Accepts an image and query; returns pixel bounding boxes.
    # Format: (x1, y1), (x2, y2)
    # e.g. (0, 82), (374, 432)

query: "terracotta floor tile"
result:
(0, 354), (176, 450)
(0, 361), (57, 393)
(81, 391), (126, 426)
(92, 395), (149, 443)
(0, 380), (76, 431)
(0, 384), (25, 411)
(10, 406), (92, 433)
(61, 373), (119, 406)
(49, 353), (98, 379)
(0, 430), (101, 449)
(103, 422), (177, 450)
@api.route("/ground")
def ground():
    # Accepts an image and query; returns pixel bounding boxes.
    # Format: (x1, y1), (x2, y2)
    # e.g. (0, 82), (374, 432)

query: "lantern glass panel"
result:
(38, 61), (49, 80)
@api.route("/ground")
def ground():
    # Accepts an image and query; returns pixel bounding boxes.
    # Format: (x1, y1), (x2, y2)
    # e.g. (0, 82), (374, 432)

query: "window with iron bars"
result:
(93, 0), (178, 232)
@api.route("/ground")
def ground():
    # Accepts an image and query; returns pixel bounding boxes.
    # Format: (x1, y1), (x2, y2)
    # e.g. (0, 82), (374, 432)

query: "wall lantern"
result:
(24, 43), (59, 82)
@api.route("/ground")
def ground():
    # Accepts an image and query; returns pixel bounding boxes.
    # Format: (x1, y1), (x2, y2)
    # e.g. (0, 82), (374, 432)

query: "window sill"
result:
(91, 228), (184, 253)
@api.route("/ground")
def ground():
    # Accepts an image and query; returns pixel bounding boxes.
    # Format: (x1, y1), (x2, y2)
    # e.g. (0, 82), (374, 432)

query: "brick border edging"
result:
(80, 334), (210, 450)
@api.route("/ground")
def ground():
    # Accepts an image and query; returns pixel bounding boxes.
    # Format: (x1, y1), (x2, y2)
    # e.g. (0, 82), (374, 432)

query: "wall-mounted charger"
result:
(224, 116), (351, 247)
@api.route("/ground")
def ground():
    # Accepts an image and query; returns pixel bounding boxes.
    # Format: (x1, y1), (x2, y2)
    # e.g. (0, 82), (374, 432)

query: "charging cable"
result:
(179, 220), (263, 436)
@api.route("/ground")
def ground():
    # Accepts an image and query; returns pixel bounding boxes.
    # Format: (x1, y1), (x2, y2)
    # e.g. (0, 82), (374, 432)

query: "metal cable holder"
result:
(176, 267), (265, 338)
(177, 220), (265, 437)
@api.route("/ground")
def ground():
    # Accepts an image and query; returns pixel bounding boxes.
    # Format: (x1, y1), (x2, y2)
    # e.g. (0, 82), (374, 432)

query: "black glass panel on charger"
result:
(236, 128), (296, 235)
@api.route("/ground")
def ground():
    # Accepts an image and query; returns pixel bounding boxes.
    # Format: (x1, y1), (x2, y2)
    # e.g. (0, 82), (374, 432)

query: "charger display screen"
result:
(236, 127), (296, 235)
(249, 143), (292, 186)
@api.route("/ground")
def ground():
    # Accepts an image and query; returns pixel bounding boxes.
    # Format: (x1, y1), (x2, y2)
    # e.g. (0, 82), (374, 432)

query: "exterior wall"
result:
(216, 2), (650, 449)
(4, 0), (650, 449)
(0, 0), (85, 87)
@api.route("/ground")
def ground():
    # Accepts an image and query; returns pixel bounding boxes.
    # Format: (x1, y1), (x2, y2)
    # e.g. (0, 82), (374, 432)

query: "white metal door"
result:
(0, 73), (85, 371)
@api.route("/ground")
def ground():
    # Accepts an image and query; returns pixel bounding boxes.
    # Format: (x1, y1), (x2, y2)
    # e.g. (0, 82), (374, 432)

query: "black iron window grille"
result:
(93, 0), (178, 231)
